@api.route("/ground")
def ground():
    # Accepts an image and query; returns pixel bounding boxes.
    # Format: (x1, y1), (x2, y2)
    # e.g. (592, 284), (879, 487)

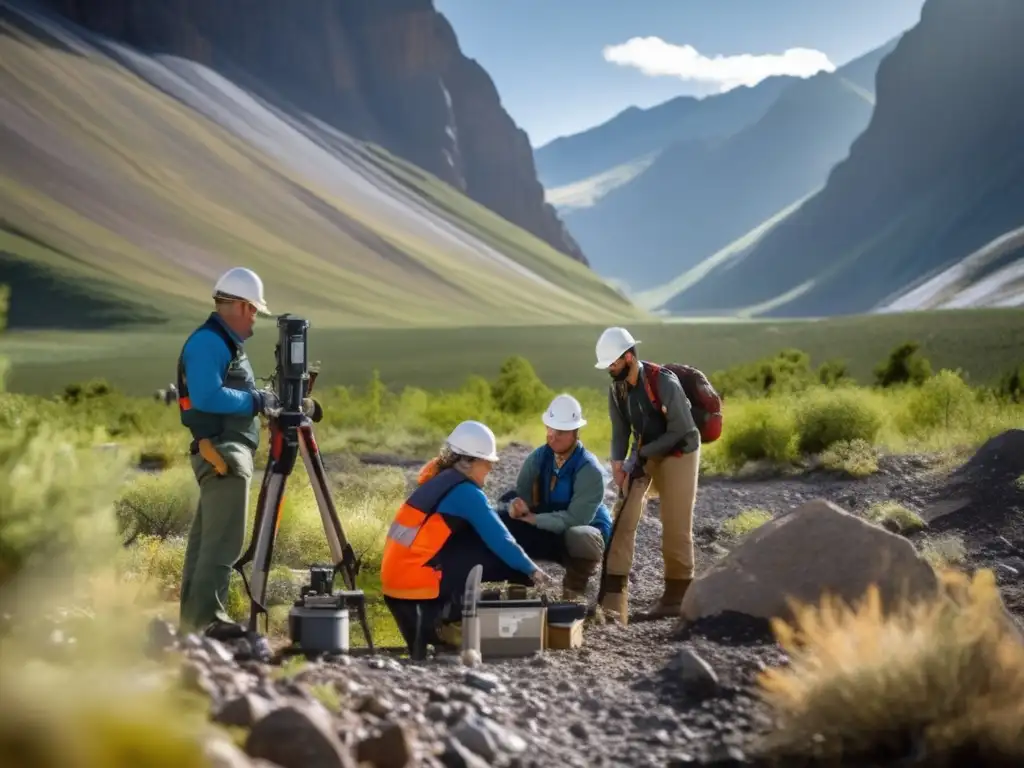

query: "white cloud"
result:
(602, 37), (836, 91)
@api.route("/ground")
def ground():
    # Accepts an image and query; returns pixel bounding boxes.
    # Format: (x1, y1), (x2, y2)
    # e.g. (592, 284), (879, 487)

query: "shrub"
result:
(719, 400), (797, 468)
(900, 369), (976, 434)
(721, 508), (773, 538)
(0, 424), (129, 597)
(817, 358), (850, 388)
(490, 356), (552, 415)
(711, 348), (817, 399)
(62, 378), (116, 404)
(117, 535), (186, 601)
(865, 501), (926, 535)
(758, 569), (1024, 766)
(114, 467), (198, 545)
(996, 362), (1023, 403)
(268, 464), (405, 573)
(820, 439), (879, 478)
(920, 533), (968, 570)
(874, 341), (932, 388)
(794, 387), (883, 454)
(0, 662), (213, 768)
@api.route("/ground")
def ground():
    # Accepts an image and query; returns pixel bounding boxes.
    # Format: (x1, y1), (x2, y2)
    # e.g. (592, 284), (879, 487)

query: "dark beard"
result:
(610, 367), (630, 382)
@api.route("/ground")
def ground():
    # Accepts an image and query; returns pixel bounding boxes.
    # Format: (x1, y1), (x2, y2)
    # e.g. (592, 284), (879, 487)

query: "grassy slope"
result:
(0, 13), (642, 331)
(4, 309), (1024, 397)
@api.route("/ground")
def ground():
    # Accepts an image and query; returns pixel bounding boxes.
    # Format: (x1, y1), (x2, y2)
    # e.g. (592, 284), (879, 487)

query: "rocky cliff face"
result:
(670, 0), (1024, 315)
(37, 0), (587, 265)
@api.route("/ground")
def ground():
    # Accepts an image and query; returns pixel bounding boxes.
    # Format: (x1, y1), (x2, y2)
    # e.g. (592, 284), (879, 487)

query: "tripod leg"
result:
(235, 420), (296, 637)
(298, 425), (375, 651)
(240, 472), (287, 634)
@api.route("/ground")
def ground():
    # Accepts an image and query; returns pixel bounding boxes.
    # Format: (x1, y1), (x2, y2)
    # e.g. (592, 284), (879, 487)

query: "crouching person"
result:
(497, 394), (612, 601)
(381, 420), (551, 654)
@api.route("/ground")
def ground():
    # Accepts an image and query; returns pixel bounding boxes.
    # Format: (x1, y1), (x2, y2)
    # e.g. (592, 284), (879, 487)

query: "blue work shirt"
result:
(181, 314), (256, 415)
(439, 482), (537, 575)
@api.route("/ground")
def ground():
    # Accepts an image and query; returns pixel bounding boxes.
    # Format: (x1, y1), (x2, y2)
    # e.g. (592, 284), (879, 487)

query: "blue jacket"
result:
(515, 442), (613, 542)
(438, 482), (538, 576)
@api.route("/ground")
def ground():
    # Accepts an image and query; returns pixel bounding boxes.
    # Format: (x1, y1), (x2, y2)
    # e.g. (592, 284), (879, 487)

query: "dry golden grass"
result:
(757, 569), (1024, 766)
(864, 500), (926, 534)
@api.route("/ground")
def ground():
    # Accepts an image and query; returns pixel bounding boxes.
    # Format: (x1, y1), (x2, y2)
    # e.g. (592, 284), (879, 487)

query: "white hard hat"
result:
(213, 267), (271, 315)
(446, 420), (500, 462)
(594, 327), (640, 368)
(542, 393), (587, 431)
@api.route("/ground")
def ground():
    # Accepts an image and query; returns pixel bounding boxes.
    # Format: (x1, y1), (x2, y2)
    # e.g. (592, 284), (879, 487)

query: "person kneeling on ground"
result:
(497, 394), (612, 602)
(381, 420), (551, 654)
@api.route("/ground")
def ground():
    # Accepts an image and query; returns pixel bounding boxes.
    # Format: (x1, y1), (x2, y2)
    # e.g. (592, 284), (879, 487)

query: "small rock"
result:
(358, 694), (395, 717)
(464, 671), (502, 693)
(451, 716), (498, 761)
(356, 722), (414, 768)
(145, 618), (178, 658)
(203, 736), (254, 768)
(425, 702), (450, 722)
(439, 737), (490, 768)
(569, 722), (589, 739)
(669, 647), (720, 699)
(428, 686), (451, 702)
(214, 692), (277, 728)
(481, 719), (527, 754)
(245, 704), (356, 768)
(204, 637), (238, 665)
(186, 648), (212, 666)
(180, 661), (218, 698)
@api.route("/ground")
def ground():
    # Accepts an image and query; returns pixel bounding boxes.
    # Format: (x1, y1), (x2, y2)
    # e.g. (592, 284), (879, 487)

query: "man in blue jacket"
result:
(498, 394), (612, 601)
(175, 267), (310, 638)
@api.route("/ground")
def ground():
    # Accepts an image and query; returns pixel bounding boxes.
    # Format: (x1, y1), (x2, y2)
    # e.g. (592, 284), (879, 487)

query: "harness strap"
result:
(176, 316), (240, 411)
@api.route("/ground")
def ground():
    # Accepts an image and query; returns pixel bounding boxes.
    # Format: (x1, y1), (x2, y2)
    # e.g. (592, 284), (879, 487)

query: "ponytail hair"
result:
(416, 442), (477, 485)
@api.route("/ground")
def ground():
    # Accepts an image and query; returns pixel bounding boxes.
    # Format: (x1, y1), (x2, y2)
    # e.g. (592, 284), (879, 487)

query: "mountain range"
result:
(0, 0), (642, 330)
(536, 0), (1024, 315)
(2, 0), (1021, 332)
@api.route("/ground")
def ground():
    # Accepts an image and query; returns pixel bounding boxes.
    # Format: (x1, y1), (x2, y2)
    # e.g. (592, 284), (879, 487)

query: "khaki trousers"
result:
(605, 449), (700, 581)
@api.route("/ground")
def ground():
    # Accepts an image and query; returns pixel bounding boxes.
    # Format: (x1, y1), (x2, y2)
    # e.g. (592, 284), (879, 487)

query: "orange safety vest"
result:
(380, 465), (470, 600)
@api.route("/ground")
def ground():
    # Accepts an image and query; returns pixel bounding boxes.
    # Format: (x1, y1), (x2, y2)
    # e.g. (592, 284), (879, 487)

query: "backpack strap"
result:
(641, 361), (665, 413)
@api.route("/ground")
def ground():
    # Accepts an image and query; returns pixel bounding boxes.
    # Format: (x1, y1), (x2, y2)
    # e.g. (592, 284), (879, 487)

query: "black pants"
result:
(384, 526), (531, 655)
(496, 489), (568, 563)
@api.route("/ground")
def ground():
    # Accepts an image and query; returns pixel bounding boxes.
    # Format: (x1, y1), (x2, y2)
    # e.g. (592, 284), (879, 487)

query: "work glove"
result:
(252, 388), (280, 416)
(301, 397), (323, 423)
(630, 454), (648, 481)
(623, 451), (646, 481)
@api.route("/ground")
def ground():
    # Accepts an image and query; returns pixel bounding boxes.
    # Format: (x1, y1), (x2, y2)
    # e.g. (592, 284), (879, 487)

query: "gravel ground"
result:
(150, 432), (1024, 767)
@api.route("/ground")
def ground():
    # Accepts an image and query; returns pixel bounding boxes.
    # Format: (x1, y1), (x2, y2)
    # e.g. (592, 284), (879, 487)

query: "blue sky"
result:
(435, 0), (928, 147)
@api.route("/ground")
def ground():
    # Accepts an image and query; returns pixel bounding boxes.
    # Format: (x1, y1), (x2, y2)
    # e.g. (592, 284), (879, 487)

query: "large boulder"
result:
(681, 499), (939, 623)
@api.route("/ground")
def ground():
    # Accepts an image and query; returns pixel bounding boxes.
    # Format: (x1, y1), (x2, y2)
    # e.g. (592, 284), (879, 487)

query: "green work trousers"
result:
(178, 440), (254, 633)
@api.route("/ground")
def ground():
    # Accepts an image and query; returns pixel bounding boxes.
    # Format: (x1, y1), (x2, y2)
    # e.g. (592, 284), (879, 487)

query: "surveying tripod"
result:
(233, 314), (374, 651)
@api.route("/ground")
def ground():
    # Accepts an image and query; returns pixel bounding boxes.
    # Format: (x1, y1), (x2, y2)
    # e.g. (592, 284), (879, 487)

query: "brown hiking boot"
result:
(599, 574), (629, 625)
(562, 556), (599, 601)
(639, 578), (692, 620)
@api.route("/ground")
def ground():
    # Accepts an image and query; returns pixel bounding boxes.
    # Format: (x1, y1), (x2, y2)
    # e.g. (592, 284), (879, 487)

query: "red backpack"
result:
(631, 361), (724, 444)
